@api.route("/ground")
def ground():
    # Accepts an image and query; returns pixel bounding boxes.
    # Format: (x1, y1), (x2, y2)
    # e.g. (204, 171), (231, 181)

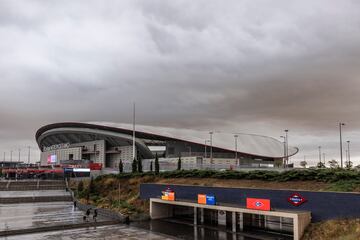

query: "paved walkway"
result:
(0, 202), (106, 232)
(0, 225), (177, 240)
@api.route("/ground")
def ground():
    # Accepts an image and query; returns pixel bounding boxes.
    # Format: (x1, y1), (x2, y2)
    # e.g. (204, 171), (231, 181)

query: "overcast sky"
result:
(1, 0), (360, 166)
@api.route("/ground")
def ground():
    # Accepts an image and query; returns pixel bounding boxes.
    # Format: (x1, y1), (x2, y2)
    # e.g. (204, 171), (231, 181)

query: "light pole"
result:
(347, 140), (350, 165)
(318, 146), (322, 165)
(280, 136), (286, 168)
(339, 123), (345, 168)
(323, 153), (326, 164)
(10, 150), (12, 162)
(209, 131), (213, 164)
(234, 134), (238, 165)
(18, 149), (21, 162)
(284, 130), (289, 167)
(27, 146), (31, 165)
(132, 102), (136, 161)
(204, 140), (210, 159)
(3, 152), (5, 161)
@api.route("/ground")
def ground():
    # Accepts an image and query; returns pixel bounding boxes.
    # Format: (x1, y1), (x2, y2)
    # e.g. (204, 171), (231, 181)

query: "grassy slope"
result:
(71, 173), (360, 240)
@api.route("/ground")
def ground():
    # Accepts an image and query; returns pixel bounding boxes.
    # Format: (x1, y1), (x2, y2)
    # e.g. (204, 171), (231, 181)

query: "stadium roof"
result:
(36, 122), (299, 159)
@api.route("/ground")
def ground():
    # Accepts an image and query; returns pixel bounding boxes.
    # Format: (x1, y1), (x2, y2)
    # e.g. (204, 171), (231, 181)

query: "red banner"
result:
(246, 198), (271, 211)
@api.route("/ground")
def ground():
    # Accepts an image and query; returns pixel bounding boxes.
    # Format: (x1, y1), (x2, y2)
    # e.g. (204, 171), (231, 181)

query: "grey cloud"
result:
(0, 0), (360, 165)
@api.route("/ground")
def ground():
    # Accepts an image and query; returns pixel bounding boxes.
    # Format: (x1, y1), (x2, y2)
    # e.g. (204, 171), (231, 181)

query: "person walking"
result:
(85, 208), (91, 222)
(93, 209), (98, 222)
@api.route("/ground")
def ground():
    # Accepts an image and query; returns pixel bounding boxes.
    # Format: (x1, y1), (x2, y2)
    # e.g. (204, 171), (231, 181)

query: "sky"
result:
(0, 0), (360, 166)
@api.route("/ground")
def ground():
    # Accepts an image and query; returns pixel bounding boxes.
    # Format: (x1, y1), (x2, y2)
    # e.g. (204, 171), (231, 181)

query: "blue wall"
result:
(140, 183), (360, 222)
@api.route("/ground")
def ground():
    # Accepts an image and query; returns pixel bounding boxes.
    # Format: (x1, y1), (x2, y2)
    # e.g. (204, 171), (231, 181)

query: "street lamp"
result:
(280, 136), (286, 168)
(339, 123), (345, 168)
(318, 146), (322, 165)
(27, 146), (31, 165)
(209, 131), (213, 164)
(347, 140), (350, 165)
(284, 130), (289, 167)
(234, 134), (239, 165)
(204, 140), (210, 158)
(10, 150), (13, 162)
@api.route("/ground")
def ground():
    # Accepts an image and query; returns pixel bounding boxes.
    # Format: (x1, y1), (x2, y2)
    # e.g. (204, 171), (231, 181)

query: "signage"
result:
(288, 193), (307, 206)
(73, 168), (91, 173)
(161, 188), (175, 201)
(197, 194), (216, 205)
(198, 194), (207, 204)
(47, 154), (57, 164)
(44, 143), (70, 152)
(246, 198), (271, 211)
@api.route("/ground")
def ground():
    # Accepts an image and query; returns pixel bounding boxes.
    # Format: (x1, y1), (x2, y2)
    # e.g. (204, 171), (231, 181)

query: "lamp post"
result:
(347, 140), (350, 165)
(234, 134), (238, 165)
(323, 153), (326, 164)
(204, 140), (210, 159)
(284, 130), (289, 167)
(280, 136), (286, 168)
(318, 146), (322, 165)
(132, 102), (136, 161)
(27, 146), (31, 165)
(209, 131), (213, 164)
(10, 150), (12, 162)
(3, 152), (5, 161)
(339, 123), (345, 168)
(18, 149), (21, 162)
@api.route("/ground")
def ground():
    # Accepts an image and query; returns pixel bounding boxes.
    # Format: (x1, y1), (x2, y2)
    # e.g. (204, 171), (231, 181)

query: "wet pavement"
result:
(0, 202), (107, 231)
(0, 225), (176, 240)
(0, 190), (71, 198)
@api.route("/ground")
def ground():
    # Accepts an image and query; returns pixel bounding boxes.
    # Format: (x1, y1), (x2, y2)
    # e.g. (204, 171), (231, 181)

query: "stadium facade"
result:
(36, 122), (299, 171)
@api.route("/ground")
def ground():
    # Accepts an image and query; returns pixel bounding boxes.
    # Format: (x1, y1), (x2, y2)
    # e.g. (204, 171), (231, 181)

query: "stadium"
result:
(35, 122), (299, 171)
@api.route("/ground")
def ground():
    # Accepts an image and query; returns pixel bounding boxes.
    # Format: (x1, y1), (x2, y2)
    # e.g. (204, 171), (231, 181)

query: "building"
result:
(35, 122), (298, 171)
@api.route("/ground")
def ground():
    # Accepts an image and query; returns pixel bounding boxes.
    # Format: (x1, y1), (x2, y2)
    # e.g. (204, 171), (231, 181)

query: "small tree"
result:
(155, 153), (160, 174)
(89, 176), (95, 195)
(132, 158), (137, 173)
(317, 162), (326, 168)
(150, 161), (153, 172)
(328, 159), (339, 169)
(137, 156), (143, 173)
(77, 180), (84, 192)
(300, 161), (307, 168)
(177, 155), (182, 170)
(345, 161), (353, 170)
(118, 159), (124, 173)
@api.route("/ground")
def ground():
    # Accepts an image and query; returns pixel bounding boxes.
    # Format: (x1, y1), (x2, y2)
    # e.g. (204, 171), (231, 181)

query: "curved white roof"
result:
(88, 122), (298, 158)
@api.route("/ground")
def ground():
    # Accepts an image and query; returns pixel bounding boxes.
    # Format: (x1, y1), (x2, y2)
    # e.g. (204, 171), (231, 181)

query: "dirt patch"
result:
(155, 178), (331, 191)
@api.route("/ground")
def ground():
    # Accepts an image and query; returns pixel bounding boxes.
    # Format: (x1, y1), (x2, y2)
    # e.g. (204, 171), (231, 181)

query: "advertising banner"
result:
(198, 194), (207, 204)
(161, 188), (175, 201)
(197, 194), (216, 205)
(47, 154), (57, 164)
(246, 198), (271, 211)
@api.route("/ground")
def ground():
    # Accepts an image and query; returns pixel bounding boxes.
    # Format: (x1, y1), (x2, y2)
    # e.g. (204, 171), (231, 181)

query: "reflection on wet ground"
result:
(0, 202), (106, 231)
(132, 219), (291, 240)
(0, 225), (176, 240)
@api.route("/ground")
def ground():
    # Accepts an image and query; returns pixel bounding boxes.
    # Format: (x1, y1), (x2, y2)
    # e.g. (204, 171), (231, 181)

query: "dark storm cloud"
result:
(0, 0), (360, 165)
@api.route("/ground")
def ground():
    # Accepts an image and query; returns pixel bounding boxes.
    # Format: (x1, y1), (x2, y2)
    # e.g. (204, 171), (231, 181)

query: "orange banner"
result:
(246, 198), (271, 211)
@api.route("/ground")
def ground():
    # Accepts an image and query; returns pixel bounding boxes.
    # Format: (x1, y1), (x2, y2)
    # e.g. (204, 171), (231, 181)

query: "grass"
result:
(303, 219), (360, 240)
